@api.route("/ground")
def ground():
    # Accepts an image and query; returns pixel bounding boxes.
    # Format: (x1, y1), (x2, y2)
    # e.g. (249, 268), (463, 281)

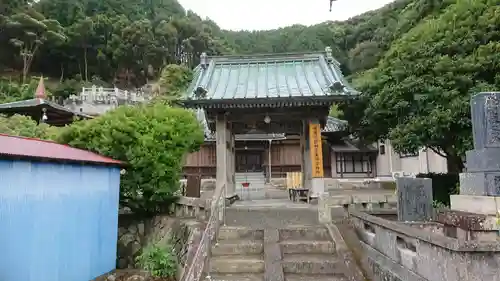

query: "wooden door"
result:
(236, 151), (263, 172)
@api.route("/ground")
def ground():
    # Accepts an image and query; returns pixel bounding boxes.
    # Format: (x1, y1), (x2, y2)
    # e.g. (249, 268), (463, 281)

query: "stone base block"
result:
(436, 210), (499, 231)
(310, 177), (325, 198)
(450, 195), (500, 215)
(459, 172), (500, 196)
(466, 148), (500, 172)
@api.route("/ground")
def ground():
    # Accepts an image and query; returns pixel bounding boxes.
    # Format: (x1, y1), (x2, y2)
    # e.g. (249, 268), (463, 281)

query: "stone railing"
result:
(171, 196), (210, 220)
(349, 210), (500, 281)
(179, 183), (226, 281)
(325, 178), (397, 190)
(63, 86), (153, 115)
(319, 193), (397, 223)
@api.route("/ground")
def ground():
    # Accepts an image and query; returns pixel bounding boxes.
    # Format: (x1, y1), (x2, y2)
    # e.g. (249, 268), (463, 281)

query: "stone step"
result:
(284, 273), (348, 281)
(224, 209), (319, 227)
(207, 273), (264, 281)
(235, 176), (266, 180)
(234, 174), (266, 180)
(212, 239), (264, 256)
(279, 226), (331, 241)
(235, 182), (266, 186)
(217, 226), (264, 240)
(282, 254), (343, 275)
(280, 240), (336, 254)
(210, 255), (265, 274)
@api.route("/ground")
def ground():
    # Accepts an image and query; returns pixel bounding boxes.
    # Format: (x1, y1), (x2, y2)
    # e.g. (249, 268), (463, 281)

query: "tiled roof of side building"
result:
(183, 49), (358, 108)
(0, 98), (92, 118)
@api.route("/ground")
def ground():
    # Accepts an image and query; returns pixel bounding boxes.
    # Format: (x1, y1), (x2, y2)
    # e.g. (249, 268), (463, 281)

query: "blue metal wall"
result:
(0, 160), (121, 281)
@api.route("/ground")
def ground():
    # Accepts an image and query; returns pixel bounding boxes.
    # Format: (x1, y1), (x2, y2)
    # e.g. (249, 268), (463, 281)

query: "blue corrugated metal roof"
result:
(183, 50), (357, 107)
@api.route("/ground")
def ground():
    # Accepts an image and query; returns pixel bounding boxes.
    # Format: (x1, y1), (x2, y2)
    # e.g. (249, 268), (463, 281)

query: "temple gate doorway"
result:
(181, 49), (357, 202)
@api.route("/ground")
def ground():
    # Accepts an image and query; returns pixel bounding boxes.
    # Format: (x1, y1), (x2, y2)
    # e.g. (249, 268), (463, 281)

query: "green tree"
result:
(0, 78), (39, 103)
(68, 17), (94, 81)
(155, 64), (193, 99)
(352, 0), (500, 173)
(56, 103), (204, 214)
(4, 8), (66, 83)
(0, 114), (59, 139)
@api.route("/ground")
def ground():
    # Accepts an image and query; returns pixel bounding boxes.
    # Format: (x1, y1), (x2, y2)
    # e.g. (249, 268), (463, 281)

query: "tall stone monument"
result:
(449, 92), (500, 239)
(460, 92), (500, 196)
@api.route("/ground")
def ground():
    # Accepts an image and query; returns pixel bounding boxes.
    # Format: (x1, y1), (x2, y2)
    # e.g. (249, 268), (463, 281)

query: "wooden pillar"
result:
(216, 114), (236, 199)
(300, 120), (311, 190)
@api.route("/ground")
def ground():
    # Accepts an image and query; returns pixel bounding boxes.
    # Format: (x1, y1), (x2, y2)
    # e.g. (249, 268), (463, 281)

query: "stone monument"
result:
(396, 177), (433, 221)
(448, 92), (500, 240)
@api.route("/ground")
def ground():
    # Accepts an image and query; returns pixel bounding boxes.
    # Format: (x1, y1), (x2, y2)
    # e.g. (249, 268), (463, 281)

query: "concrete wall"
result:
(349, 210), (500, 281)
(376, 141), (447, 177)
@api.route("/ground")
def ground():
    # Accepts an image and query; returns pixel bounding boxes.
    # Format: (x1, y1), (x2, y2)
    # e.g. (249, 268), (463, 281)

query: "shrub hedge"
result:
(416, 173), (459, 206)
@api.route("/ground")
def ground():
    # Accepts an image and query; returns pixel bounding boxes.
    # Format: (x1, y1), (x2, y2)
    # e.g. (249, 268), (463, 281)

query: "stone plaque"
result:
(460, 171), (500, 196)
(396, 177), (433, 222)
(459, 172), (488, 196)
(465, 148), (500, 172)
(471, 92), (500, 149)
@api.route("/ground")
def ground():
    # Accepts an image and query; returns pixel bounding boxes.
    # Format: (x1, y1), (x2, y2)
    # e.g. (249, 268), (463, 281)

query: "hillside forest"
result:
(1, 0), (500, 177)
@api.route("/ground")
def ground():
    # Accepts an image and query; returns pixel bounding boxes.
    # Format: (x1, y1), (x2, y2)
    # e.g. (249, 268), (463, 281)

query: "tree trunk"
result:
(83, 46), (88, 81)
(59, 63), (64, 82)
(446, 154), (464, 174)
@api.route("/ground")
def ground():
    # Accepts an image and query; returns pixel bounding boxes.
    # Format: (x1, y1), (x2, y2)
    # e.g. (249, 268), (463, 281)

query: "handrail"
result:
(180, 182), (226, 281)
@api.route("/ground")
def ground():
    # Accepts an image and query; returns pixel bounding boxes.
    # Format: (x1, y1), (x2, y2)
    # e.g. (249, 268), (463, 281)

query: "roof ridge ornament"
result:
(194, 87), (207, 99)
(200, 52), (208, 69)
(329, 81), (345, 93)
(325, 46), (334, 61)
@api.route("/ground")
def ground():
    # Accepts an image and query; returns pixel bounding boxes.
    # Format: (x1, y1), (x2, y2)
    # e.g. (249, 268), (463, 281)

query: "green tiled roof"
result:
(183, 50), (358, 108)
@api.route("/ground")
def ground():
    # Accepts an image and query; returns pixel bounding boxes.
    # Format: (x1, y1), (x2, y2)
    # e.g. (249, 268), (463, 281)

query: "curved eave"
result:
(180, 94), (357, 109)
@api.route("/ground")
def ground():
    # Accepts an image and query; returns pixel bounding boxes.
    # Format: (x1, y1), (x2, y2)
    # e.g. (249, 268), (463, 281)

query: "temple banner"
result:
(309, 122), (324, 178)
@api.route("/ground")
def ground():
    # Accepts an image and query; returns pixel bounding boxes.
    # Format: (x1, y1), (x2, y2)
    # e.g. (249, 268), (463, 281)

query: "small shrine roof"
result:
(0, 98), (92, 126)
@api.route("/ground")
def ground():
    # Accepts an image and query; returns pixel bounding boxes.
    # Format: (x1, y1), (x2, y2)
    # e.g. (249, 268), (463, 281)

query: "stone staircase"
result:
(280, 226), (349, 281)
(207, 226), (265, 281)
(205, 223), (359, 281)
(235, 172), (266, 200)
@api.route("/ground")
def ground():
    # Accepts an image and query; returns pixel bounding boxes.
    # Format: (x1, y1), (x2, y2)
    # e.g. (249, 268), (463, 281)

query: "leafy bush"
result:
(135, 242), (178, 278)
(0, 78), (41, 103)
(56, 103), (204, 214)
(0, 114), (59, 139)
(416, 173), (459, 206)
(155, 64), (193, 100)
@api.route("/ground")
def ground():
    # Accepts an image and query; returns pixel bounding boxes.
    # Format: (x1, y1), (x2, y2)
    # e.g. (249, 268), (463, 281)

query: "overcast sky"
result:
(177, 0), (395, 31)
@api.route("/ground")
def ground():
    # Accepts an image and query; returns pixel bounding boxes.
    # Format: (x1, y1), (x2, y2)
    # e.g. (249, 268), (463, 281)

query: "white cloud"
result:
(178, 0), (395, 31)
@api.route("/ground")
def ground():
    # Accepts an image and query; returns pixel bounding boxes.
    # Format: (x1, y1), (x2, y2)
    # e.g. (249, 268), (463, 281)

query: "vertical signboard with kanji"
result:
(309, 122), (324, 178)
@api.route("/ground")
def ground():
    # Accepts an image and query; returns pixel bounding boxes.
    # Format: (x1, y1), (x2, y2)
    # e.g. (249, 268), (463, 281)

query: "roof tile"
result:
(0, 134), (122, 166)
(184, 51), (357, 103)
